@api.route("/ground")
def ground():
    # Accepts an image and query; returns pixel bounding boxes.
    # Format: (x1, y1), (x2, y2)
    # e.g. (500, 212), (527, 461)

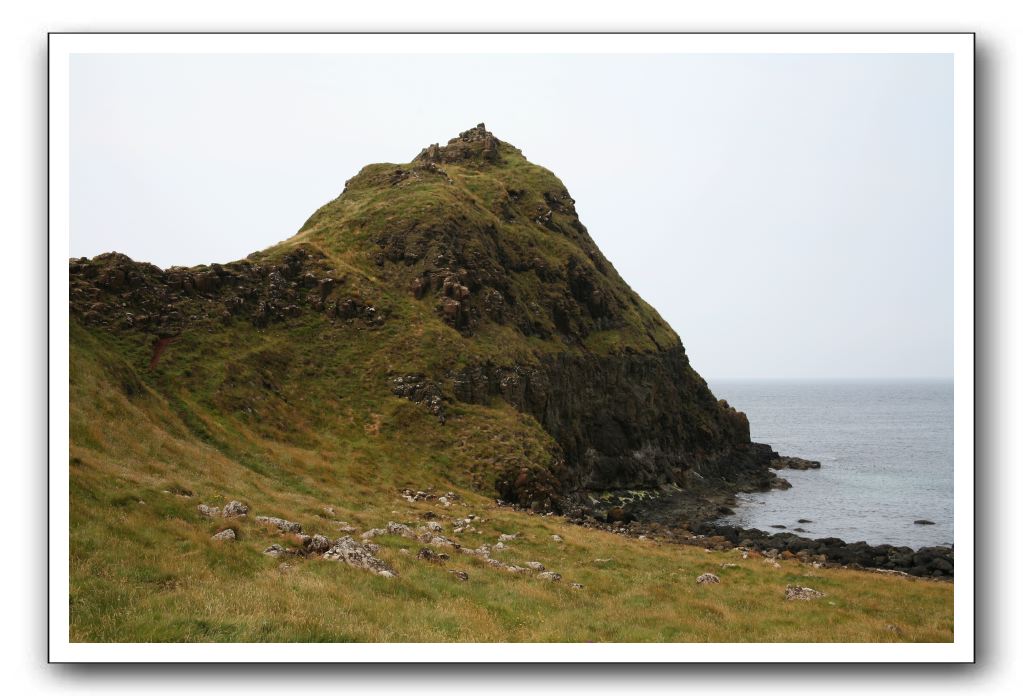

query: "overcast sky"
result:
(70, 53), (953, 379)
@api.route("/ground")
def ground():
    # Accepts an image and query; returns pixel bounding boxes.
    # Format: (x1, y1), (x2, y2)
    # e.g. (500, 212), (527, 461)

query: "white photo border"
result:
(48, 32), (975, 663)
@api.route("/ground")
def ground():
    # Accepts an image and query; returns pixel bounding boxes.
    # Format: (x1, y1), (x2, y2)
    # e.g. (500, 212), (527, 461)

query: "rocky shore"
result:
(556, 483), (953, 580)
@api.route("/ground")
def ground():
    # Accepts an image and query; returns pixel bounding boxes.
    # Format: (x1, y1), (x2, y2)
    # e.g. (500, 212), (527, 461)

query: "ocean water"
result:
(707, 379), (954, 550)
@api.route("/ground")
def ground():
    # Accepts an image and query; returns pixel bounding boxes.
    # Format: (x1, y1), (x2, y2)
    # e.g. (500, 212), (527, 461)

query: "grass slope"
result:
(70, 322), (951, 643)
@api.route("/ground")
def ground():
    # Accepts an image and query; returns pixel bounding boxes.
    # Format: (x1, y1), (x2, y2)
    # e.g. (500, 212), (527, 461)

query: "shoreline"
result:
(555, 447), (954, 580)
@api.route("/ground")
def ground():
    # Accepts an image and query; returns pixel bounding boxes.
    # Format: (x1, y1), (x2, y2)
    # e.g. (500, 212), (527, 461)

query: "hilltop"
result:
(67, 125), (952, 642)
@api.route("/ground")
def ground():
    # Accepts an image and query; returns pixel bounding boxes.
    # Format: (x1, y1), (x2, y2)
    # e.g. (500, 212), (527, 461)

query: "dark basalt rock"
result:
(771, 456), (822, 470)
(691, 522), (954, 578)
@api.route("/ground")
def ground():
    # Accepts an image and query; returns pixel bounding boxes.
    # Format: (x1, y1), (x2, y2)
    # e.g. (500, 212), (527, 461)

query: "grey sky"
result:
(70, 53), (953, 379)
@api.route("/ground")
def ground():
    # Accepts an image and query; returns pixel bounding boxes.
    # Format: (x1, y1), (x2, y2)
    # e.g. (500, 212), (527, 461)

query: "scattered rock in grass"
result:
(784, 585), (825, 601)
(459, 544), (490, 557)
(438, 496), (451, 507)
(297, 534), (312, 547)
(197, 504), (221, 518)
(493, 542), (508, 551)
(211, 528), (236, 541)
(332, 521), (356, 532)
(322, 506), (336, 517)
(425, 521), (444, 533)
(386, 521), (416, 538)
(886, 623), (903, 635)
(538, 571), (562, 582)
(570, 583), (584, 590)
(256, 516), (303, 534)
(400, 488), (434, 503)
(417, 547), (449, 563)
(307, 534), (332, 554)
(550, 534), (563, 543)
(399, 548), (409, 555)
(525, 561), (545, 571)
(593, 558), (612, 564)
(264, 543), (287, 557)
(449, 570), (469, 582)
(720, 563), (738, 569)
(914, 519), (936, 525)
(361, 528), (386, 540)
(222, 500), (249, 517)
(498, 533), (517, 542)
(696, 573), (720, 584)
(323, 536), (396, 577)
(277, 563), (292, 574)
(763, 558), (781, 569)
(428, 535), (456, 547)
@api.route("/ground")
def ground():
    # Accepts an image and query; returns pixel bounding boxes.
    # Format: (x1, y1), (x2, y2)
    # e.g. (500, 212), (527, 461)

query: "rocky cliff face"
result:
(69, 124), (788, 525)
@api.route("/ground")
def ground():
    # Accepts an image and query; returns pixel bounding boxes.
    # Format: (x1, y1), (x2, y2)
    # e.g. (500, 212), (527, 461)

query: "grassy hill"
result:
(68, 125), (952, 642)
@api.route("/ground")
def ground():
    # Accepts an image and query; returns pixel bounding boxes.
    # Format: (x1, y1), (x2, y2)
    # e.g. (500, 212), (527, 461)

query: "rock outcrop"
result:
(70, 123), (800, 530)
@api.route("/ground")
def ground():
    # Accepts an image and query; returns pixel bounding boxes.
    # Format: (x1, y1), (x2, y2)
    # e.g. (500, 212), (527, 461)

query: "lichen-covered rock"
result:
(256, 516), (303, 534)
(386, 521), (416, 538)
(323, 536), (396, 577)
(211, 528), (236, 541)
(784, 585), (825, 601)
(696, 573), (720, 584)
(264, 543), (287, 557)
(306, 534), (332, 554)
(525, 561), (545, 571)
(448, 570), (469, 582)
(222, 500), (249, 517)
(416, 547), (449, 563)
(537, 571), (562, 582)
(197, 504), (220, 518)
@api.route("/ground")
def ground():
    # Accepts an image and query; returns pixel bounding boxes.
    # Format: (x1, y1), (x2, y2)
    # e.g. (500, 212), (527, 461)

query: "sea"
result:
(707, 379), (954, 551)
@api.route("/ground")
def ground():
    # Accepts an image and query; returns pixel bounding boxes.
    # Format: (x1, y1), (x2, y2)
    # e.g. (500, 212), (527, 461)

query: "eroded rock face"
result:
(450, 350), (781, 512)
(69, 248), (383, 342)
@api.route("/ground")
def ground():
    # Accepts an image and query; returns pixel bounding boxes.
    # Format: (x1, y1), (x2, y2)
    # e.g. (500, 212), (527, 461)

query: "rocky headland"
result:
(69, 124), (951, 585)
